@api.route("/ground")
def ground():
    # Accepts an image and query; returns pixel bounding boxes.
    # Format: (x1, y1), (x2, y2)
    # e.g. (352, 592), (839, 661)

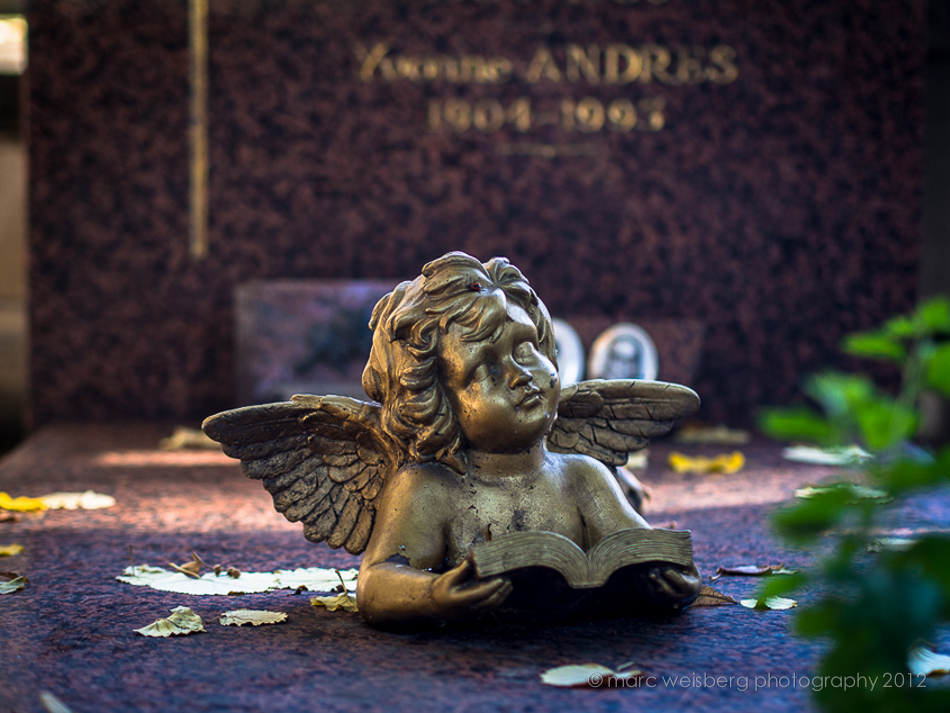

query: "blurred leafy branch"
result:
(758, 297), (950, 712)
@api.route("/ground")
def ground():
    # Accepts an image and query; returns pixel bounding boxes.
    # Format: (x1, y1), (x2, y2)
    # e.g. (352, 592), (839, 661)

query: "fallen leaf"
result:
(907, 643), (950, 677)
(711, 564), (797, 580)
(40, 491), (116, 510)
(0, 575), (28, 594)
(0, 492), (47, 512)
(219, 609), (288, 627)
(540, 662), (642, 687)
(691, 585), (738, 607)
(118, 565), (358, 596)
(668, 451), (745, 475)
(160, 426), (221, 451)
(782, 444), (872, 466)
(794, 484), (889, 501)
(675, 424), (751, 445)
(740, 596), (798, 611)
(169, 552), (205, 578)
(311, 592), (358, 612)
(134, 606), (205, 637)
(39, 691), (74, 713)
(0, 543), (24, 556)
(867, 537), (916, 553)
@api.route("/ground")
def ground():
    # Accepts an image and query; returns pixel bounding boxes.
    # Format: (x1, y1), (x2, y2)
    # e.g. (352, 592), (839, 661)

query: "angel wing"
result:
(202, 395), (405, 555)
(547, 379), (700, 466)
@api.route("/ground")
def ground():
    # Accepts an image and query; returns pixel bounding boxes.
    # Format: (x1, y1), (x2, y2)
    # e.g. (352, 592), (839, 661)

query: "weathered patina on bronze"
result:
(203, 252), (701, 626)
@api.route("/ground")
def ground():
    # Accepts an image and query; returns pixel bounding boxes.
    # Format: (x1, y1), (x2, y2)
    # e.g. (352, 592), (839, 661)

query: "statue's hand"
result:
(429, 559), (512, 621)
(642, 563), (702, 609)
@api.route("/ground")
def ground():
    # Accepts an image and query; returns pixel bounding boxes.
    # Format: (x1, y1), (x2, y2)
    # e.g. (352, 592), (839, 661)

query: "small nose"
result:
(509, 364), (532, 388)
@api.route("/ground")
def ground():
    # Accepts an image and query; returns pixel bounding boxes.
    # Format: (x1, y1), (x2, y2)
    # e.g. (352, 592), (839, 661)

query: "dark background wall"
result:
(25, 0), (928, 427)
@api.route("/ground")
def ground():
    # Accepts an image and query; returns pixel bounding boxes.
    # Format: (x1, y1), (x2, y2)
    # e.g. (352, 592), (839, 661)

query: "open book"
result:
(468, 528), (694, 589)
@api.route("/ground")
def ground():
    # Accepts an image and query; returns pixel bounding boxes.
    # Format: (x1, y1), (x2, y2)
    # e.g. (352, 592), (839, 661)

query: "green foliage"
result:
(758, 297), (950, 713)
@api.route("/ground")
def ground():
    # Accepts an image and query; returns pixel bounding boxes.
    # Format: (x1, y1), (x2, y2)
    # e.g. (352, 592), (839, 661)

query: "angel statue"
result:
(203, 252), (702, 627)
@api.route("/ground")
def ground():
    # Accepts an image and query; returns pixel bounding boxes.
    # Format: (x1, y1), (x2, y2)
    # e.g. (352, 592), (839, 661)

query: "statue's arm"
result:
(569, 455), (701, 609)
(355, 465), (510, 626)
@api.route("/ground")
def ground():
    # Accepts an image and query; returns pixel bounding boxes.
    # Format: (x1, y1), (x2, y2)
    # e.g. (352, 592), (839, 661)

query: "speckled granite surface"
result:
(27, 0), (924, 426)
(1, 425), (948, 713)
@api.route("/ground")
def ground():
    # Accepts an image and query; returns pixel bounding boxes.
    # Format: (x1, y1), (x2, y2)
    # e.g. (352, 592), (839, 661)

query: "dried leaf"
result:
(0, 575), (27, 594)
(691, 585), (738, 607)
(0, 543), (24, 556)
(781, 444), (872, 466)
(668, 451), (745, 475)
(311, 592), (358, 612)
(907, 644), (950, 677)
(134, 606), (206, 637)
(118, 565), (358, 596)
(740, 596), (798, 611)
(219, 609), (288, 627)
(0, 492), (47, 512)
(169, 552), (204, 578)
(540, 662), (642, 687)
(40, 491), (116, 510)
(711, 564), (797, 580)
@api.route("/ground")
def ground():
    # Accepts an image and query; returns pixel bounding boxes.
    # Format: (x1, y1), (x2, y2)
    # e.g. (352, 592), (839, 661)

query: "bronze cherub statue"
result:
(203, 252), (702, 626)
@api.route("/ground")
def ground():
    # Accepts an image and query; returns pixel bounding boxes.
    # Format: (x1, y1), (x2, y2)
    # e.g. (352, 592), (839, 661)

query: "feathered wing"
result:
(202, 395), (404, 555)
(547, 379), (700, 466)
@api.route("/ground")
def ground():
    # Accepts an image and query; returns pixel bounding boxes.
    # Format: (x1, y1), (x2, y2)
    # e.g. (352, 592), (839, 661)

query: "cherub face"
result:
(440, 303), (560, 454)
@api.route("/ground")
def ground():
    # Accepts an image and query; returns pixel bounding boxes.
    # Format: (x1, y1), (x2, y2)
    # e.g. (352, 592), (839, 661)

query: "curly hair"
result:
(362, 252), (557, 474)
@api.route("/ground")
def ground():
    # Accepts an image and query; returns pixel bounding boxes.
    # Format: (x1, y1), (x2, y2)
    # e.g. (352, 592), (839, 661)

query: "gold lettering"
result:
(461, 56), (486, 82)
(560, 98), (575, 130)
(354, 42), (390, 82)
(604, 44), (642, 84)
(637, 97), (665, 131)
(641, 44), (678, 85)
(676, 46), (706, 84)
(526, 47), (563, 83)
(705, 45), (738, 84)
(607, 98), (636, 131)
(421, 58), (441, 81)
(575, 97), (605, 132)
(506, 98), (531, 132)
(485, 57), (514, 83)
(443, 98), (472, 131)
(566, 44), (600, 84)
(395, 56), (422, 81)
(473, 99), (506, 131)
(377, 57), (398, 81)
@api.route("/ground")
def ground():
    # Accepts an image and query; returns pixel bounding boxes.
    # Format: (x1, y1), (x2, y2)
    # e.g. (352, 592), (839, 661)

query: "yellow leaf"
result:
(668, 451), (745, 475)
(907, 644), (950, 677)
(219, 609), (288, 626)
(0, 575), (28, 594)
(740, 596), (797, 611)
(0, 543), (24, 556)
(0, 492), (47, 512)
(311, 592), (358, 612)
(540, 662), (643, 687)
(134, 606), (206, 637)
